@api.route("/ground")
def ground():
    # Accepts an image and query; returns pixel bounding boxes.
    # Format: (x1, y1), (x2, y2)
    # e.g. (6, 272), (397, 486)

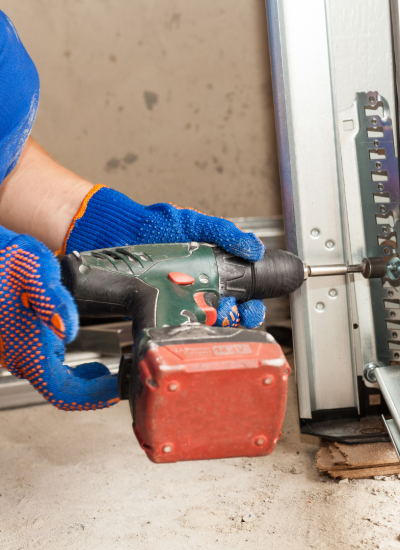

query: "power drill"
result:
(61, 242), (303, 462)
(61, 242), (396, 463)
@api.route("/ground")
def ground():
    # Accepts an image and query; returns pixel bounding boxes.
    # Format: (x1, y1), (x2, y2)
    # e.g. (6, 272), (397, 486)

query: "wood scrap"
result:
(328, 443), (347, 466)
(317, 440), (400, 479)
(328, 465), (400, 480)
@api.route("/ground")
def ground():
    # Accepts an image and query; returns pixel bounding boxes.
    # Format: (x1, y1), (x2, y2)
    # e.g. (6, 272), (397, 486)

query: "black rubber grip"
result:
(213, 248), (305, 302)
(252, 249), (305, 299)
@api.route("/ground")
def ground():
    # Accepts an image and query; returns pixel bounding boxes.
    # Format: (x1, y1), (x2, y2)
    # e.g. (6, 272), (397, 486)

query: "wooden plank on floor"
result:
(317, 440), (400, 479)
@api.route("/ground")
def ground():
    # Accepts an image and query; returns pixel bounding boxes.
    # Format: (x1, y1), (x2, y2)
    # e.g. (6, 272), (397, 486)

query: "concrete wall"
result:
(2, 0), (281, 218)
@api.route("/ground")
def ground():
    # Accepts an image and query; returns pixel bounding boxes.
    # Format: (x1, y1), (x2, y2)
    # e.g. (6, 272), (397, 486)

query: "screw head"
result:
(371, 117), (377, 125)
(316, 302), (325, 312)
(325, 240), (335, 250)
(369, 95), (376, 104)
(263, 377), (273, 386)
(376, 161), (382, 169)
(389, 291), (394, 297)
(378, 183), (384, 190)
(168, 383), (179, 392)
(163, 445), (172, 453)
(364, 362), (378, 383)
(382, 226), (388, 234)
(391, 311), (396, 318)
(387, 257), (400, 280)
(393, 332), (398, 339)
(310, 228), (320, 238)
(254, 437), (266, 447)
(374, 140), (380, 146)
(380, 205), (386, 213)
(395, 353), (400, 360)
(328, 289), (338, 298)
(199, 273), (209, 284)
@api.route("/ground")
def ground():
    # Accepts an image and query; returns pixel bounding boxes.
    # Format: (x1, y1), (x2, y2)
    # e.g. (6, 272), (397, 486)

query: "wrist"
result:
(0, 138), (94, 251)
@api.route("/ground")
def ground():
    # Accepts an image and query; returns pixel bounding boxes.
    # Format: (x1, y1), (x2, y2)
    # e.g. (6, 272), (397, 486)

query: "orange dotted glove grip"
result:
(0, 231), (119, 411)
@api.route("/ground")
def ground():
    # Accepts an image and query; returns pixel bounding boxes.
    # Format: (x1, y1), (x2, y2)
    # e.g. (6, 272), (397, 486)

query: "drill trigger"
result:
(193, 292), (218, 326)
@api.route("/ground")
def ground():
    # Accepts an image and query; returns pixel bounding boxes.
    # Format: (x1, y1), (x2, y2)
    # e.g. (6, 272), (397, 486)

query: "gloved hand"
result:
(0, 226), (119, 411)
(62, 185), (267, 329)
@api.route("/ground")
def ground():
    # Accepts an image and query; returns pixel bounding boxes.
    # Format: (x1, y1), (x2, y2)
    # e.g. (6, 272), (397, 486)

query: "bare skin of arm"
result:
(0, 137), (93, 251)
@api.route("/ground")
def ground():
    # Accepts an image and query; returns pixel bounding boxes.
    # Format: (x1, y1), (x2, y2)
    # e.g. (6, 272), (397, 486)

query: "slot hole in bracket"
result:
(365, 103), (384, 118)
(372, 170), (389, 182)
(367, 127), (384, 138)
(376, 212), (395, 227)
(374, 192), (391, 203)
(369, 148), (386, 160)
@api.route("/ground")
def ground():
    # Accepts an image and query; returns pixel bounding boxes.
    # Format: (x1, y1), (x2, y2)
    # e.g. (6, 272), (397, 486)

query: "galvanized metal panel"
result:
(266, 0), (398, 418)
(266, 0), (356, 417)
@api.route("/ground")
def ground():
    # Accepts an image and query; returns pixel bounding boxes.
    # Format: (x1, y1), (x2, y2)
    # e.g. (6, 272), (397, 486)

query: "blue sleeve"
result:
(0, 11), (40, 183)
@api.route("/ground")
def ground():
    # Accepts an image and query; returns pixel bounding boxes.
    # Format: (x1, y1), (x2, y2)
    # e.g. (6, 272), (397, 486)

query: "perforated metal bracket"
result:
(354, 92), (400, 368)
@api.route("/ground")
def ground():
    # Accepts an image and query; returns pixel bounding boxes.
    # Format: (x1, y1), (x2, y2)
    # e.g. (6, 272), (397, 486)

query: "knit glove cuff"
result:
(62, 185), (149, 254)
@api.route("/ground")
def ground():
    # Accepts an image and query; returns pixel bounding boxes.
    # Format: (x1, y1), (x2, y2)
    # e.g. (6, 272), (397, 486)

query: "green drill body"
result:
(63, 242), (220, 329)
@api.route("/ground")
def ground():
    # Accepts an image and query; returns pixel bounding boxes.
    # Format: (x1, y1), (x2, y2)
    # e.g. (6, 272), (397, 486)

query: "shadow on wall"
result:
(3, 0), (281, 218)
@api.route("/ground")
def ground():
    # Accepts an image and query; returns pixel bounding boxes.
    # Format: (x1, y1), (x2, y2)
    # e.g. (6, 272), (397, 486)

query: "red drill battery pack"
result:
(131, 325), (290, 463)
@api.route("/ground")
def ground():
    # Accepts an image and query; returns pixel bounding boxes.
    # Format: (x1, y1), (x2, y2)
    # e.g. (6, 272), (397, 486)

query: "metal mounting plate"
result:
(355, 92), (400, 366)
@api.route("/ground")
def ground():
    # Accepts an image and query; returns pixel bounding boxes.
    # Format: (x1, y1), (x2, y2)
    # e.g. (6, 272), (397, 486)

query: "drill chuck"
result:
(213, 248), (305, 302)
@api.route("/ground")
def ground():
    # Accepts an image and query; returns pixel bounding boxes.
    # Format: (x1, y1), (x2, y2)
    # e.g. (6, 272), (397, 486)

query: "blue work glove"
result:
(0, 226), (119, 411)
(0, 14), (120, 411)
(0, 10), (40, 183)
(63, 185), (267, 329)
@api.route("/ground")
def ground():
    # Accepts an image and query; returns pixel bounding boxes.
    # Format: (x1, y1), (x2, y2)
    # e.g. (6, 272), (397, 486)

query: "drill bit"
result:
(304, 256), (399, 280)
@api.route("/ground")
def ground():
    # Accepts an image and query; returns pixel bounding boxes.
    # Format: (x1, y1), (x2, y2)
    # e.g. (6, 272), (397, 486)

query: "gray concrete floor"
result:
(3, 358), (400, 550)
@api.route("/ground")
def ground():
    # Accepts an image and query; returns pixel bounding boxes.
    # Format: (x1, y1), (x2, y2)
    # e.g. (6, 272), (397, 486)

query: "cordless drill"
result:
(61, 242), (398, 463)
(60, 242), (306, 463)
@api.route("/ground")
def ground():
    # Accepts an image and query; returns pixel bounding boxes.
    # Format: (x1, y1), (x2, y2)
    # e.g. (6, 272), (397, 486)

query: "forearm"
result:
(0, 137), (93, 251)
